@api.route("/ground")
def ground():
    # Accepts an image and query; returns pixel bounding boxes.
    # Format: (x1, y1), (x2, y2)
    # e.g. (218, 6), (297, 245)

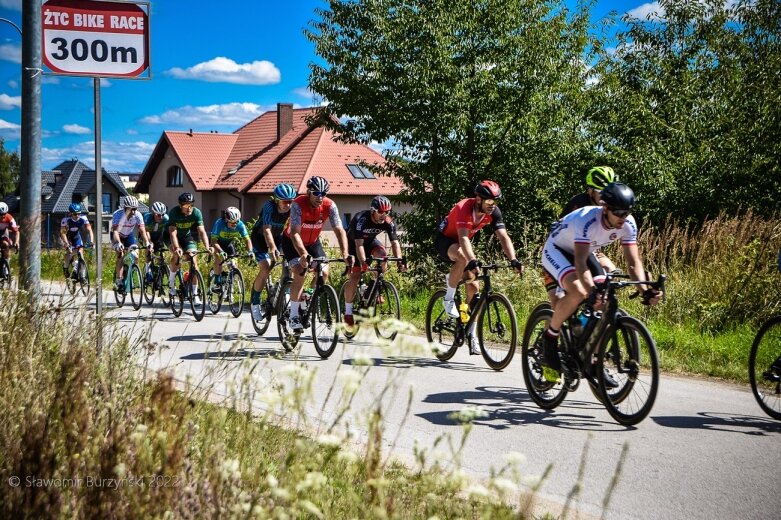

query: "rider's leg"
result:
(252, 259), (271, 304)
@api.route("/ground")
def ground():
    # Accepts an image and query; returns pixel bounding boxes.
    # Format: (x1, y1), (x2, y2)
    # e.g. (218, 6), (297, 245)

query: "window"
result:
(102, 193), (111, 214)
(346, 164), (376, 179)
(167, 166), (183, 187)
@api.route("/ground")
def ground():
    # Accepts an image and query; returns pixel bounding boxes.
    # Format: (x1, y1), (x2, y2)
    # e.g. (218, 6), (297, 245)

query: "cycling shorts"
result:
(433, 232), (458, 263)
(217, 240), (237, 258)
(349, 238), (386, 273)
(280, 235), (326, 266)
(542, 244), (606, 290)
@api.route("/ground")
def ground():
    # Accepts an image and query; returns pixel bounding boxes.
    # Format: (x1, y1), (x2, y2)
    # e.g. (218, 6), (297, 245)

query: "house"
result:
(135, 103), (407, 246)
(33, 159), (148, 247)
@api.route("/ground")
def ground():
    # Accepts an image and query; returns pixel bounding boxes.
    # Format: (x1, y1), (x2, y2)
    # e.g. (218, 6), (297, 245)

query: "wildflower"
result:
(503, 451), (527, 466)
(492, 477), (516, 495)
(466, 483), (491, 498)
(316, 433), (342, 448)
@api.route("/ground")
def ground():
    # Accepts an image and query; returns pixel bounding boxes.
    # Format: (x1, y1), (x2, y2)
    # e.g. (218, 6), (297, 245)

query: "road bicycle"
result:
(142, 246), (171, 307)
(277, 256), (346, 358)
(206, 252), (252, 318)
(170, 250), (208, 321)
(521, 273), (665, 426)
(748, 252), (781, 421)
(250, 259), (290, 336)
(0, 246), (16, 290)
(425, 262), (519, 371)
(64, 244), (92, 296)
(338, 255), (403, 341)
(114, 245), (146, 310)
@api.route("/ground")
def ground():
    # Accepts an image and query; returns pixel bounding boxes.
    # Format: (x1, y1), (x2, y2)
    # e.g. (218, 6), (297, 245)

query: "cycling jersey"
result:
(60, 215), (89, 245)
(167, 206), (204, 243)
(347, 210), (398, 243)
(561, 192), (594, 218)
(438, 198), (505, 240)
(283, 195), (342, 246)
(0, 214), (19, 235)
(251, 200), (289, 254)
(110, 209), (145, 239)
(143, 212), (170, 244)
(211, 218), (249, 245)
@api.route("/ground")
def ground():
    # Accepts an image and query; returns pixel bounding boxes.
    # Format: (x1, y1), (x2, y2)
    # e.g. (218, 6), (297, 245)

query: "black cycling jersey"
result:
(561, 192), (595, 218)
(347, 210), (398, 243)
(251, 199), (289, 252)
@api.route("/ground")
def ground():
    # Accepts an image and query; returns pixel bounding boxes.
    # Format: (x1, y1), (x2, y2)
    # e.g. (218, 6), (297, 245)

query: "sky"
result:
(0, 0), (664, 174)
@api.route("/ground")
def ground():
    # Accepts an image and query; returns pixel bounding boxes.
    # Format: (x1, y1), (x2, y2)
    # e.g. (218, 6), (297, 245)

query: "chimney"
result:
(277, 103), (293, 141)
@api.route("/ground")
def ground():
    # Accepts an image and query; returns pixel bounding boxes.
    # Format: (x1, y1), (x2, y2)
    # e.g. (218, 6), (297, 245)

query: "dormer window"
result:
(347, 164), (376, 179)
(167, 166), (183, 187)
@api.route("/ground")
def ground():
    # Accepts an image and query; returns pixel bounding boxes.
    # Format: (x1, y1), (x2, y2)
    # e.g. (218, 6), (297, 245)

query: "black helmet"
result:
(600, 182), (635, 211)
(306, 176), (330, 194)
(178, 192), (195, 204)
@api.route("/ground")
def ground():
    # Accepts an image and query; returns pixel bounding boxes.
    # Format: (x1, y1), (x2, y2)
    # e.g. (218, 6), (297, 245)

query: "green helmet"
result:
(586, 166), (618, 190)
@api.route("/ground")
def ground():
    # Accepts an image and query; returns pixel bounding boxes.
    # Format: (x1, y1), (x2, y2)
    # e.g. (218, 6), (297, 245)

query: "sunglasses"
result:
(309, 191), (327, 198)
(609, 208), (632, 218)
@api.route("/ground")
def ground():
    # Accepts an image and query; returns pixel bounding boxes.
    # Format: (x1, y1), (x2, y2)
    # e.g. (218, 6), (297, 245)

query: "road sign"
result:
(42, 0), (150, 78)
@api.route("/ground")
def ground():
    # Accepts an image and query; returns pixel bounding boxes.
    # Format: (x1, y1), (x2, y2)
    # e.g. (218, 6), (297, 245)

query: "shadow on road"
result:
(180, 348), (281, 361)
(341, 356), (495, 373)
(653, 412), (781, 435)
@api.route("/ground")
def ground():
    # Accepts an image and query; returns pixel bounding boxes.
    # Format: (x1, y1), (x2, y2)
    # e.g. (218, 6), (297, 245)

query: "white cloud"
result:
(100, 78), (112, 87)
(42, 140), (156, 172)
(627, 2), (665, 21)
(7, 80), (17, 89)
(41, 76), (60, 85)
(0, 0), (22, 11)
(63, 124), (91, 135)
(0, 93), (20, 110)
(140, 102), (269, 127)
(167, 57), (281, 85)
(0, 43), (21, 64)
(126, 128), (138, 135)
(0, 118), (21, 140)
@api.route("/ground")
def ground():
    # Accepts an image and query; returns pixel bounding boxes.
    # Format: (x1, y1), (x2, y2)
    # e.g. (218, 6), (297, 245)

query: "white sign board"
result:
(42, 0), (150, 78)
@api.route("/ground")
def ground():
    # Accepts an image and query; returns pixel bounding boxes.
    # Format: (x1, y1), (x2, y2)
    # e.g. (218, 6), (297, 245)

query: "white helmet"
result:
(121, 195), (139, 209)
(225, 206), (241, 222)
(151, 201), (167, 215)
(0, 202), (7, 215)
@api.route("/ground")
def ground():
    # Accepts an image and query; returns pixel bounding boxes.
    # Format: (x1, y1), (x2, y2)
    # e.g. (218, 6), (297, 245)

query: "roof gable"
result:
(165, 131), (238, 190)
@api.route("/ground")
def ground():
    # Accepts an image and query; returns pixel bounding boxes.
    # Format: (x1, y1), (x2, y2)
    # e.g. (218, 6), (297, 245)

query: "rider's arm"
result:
(60, 225), (70, 247)
(622, 243), (648, 287)
(354, 238), (366, 266)
(197, 225), (211, 251)
(261, 225), (277, 254)
(168, 225), (181, 252)
(289, 202), (308, 258)
(494, 228), (519, 264)
(327, 202), (350, 259)
(84, 222), (94, 244)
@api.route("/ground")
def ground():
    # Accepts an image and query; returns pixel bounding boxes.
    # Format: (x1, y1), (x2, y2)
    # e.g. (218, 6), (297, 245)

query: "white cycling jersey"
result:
(110, 209), (145, 238)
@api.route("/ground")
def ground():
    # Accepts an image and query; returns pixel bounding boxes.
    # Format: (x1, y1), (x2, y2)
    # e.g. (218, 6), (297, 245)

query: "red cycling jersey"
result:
(438, 198), (505, 240)
(0, 214), (19, 234)
(284, 194), (334, 246)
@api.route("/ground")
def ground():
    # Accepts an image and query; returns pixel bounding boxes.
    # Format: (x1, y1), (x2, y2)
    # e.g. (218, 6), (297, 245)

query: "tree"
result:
(307, 0), (606, 260)
(0, 138), (20, 199)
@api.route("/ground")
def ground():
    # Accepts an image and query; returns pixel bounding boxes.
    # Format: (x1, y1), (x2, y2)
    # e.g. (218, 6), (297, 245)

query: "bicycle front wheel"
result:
(276, 279), (298, 352)
(749, 316), (781, 421)
(114, 266), (126, 307)
(597, 316), (659, 425)
(312, 284), (340, 359)
(0, 260), (11, 290)
(77, 258), (89, 296)
(65, 260), (77, 295)
(207, 271), (222, 314)
(143, 266), (155, 305)
(129, 264), (143, 310)
(251, 281), (273, 336)
(374, 280), (401, 341)
(171, 271), (184, 317)
(477, 292), (518, 371)
(520, 302), (568, 409)
(189, 270), (206, 322)
(228, 268), (245, 318)
(337, 281), (359, 340)
(158, 266), (171, 307)
(425, 289), (459, 361)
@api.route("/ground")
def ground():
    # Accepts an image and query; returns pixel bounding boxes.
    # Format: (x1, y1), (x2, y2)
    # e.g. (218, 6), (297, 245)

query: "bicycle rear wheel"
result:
(158, 266), (171, 307)
(0, 259), (11, 290)
(189, 270), (206, 322)
(520, 302), (568, 409)
(477, 292), (518, 371)
(228, 268), (245, 318)
(425, 289), (460, 361)
(276, 279), (298, 352)
(749, 316), (781, 420)
(129, 264), (143, 310)
(171, 271), (184, 317)
(312, 284), (340, 359)
(251, 281), (273, 335)
(77, 258), (89, 296)
(374, 280), (401, 341)
(597, 316), (659, 425)
(206, 271), (222, 314)
(337, 281), (359, 339)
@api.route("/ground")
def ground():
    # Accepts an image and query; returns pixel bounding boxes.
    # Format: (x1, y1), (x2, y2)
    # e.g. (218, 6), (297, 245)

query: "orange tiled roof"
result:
(165, 131), (237, 190)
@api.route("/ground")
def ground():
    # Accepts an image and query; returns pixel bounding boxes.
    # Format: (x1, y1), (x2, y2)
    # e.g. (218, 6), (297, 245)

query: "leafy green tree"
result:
(0, 138), (20, 199)
(307, 0), (606, 260)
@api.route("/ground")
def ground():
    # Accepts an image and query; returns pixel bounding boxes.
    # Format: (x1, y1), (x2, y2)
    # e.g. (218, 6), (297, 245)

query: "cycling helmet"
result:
(225, 206), (241, 222)
(178, 192), (195, 204)
(306, 176), (330, 194)
(586, 166), (617, 190)
(600, 182), (635, 211)
(474, 180), (502, 199)
(121, 195), (139, 209)
(273, 183), (297, 201)
(68, 202), (82, 214)
(0, 202), (8, 215)
(151, 201), (167, 215)
(370, 195), (392, 213)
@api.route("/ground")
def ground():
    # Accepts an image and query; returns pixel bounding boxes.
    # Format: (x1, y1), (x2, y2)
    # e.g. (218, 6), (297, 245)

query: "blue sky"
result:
(0, 0), (662, 173)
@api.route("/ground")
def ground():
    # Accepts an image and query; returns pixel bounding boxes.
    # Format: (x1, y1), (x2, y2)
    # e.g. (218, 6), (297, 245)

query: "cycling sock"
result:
(169, 275), (175, 290)
(445, 285), (457, 301)
(251, 289), (260, 305)
(345, 302), (353, 315)
(545, 327), (560, 339)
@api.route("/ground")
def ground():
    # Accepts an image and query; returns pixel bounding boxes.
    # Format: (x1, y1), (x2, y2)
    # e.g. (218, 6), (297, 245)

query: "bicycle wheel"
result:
(171, 271), (184, 317)
(312, 284), (340, 359)
(114, 266), (126, 307)
(189, 269), (206, 322)
(374, 280), (401, 341)
(521, 302), (568, 409)
(158, 266), (171, 307)
(251, 281), (274, 335)
(0, 259), (10, 290)
(749, 315), (781, 420)
(206, 271), (222, 314)
(228, 268), (245, 318)
(65, 259), (77, 295)
(589, 314), (640, 406)
(78, 259), (89, 296)
(425, 289), (459, 361)
(477, 292), (518, 371)
(338, 281), (359, 339)
(597, 315), (659, 425)
(276, 279), (298, 352)
(129, 264), (143, 310)
(143, 266), (155, 305)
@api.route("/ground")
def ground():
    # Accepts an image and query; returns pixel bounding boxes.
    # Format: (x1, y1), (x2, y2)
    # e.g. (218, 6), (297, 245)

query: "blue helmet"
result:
(68, 202), (82, 213)
(273, 183), (297, 201)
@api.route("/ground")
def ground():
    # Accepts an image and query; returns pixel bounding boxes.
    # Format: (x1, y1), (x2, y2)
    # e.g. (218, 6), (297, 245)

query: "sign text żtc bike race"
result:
(42, 0), (149, 78)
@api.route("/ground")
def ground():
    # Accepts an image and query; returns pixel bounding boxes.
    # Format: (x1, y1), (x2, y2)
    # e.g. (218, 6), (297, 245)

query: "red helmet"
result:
(370, 195), (392, 213)
(474, 180), (502, 199)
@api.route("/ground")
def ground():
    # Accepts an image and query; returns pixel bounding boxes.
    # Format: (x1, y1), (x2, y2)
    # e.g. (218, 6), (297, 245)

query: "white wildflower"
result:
(503, 451), (527, 466)
(492, 477), (516, 495)
(466, 483), (491, 498)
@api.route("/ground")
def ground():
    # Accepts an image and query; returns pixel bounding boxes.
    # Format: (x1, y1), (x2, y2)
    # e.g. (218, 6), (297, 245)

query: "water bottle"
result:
(572, 310), (589, 336)
(183, 271), (190, 284)
(359, 282), (369, 302)
(458, 302), (469, 324)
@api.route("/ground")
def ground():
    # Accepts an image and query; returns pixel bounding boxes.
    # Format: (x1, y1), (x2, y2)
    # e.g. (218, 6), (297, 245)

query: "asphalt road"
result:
(43, 281), (781, 520)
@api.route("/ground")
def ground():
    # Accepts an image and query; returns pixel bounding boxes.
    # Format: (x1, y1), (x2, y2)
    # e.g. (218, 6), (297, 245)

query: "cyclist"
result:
(142, 201), (169, 282)
(0, 202), (19, 268)
(279, 175), (352, 333)
(434, 180), (523, 354)
(110, 195), (149, 291)
(60, 202), (94, 279)
(210, 206), (254, 292)
(167, 192), (213, 298)
(540, 182), (663, 382)
(250, 183), (296, 321)
(543, 166), (619, 303)
(342, 195), (406, 326)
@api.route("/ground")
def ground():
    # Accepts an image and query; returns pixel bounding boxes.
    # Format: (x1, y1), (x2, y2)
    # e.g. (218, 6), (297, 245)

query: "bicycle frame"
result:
(356, 255), (403, 308)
